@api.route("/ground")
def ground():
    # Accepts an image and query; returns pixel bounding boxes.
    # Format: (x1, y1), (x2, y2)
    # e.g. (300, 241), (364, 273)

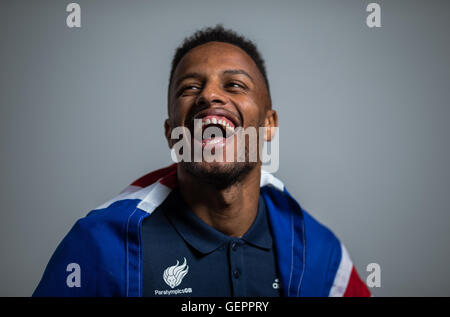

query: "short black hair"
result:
(168, 24), (271, 105)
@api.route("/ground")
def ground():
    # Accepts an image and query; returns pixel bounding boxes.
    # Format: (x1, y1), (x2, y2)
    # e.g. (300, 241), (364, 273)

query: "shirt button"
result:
(233, 269), (240, 279)
(231, 242), (238, 251)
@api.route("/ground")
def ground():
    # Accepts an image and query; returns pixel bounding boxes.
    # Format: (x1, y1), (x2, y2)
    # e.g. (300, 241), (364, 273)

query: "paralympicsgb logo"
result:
(163, 257), (189, 289)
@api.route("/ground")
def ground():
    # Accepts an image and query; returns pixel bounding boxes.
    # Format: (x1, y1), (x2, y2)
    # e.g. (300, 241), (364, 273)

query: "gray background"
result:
(1, 0), (449, 296)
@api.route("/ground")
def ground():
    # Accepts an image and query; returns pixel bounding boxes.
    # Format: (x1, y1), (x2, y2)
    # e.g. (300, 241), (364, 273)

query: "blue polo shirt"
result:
(142, 188), (282, 297)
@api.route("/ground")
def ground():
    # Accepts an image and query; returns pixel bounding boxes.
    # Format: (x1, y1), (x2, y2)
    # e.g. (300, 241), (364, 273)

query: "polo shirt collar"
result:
(241, 195), (273, 250)
(165, 189), (273, 255)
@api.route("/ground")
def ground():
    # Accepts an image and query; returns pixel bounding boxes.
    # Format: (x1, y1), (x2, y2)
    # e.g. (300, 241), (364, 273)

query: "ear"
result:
(164, 119), (173, 148)
(263, 109), (278, 142)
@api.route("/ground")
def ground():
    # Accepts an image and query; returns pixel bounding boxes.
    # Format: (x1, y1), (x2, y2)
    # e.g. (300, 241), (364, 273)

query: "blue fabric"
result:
(33, 185), (342, 297)
(301, 208), (342, 296)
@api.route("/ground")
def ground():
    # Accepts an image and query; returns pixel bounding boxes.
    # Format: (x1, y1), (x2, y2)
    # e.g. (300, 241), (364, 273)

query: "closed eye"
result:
(178, 85), (201, 96)
(225, 81), (247, 90)
(183, 85), (200, 91)
(177, 81), (248, 97)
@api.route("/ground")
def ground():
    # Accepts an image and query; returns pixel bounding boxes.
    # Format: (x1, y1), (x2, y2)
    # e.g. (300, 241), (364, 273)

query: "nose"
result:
(195, 81), (226, 107)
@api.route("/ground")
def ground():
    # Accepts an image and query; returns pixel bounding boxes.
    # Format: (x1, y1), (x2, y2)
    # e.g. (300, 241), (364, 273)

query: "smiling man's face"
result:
(166, 41), (276, 186)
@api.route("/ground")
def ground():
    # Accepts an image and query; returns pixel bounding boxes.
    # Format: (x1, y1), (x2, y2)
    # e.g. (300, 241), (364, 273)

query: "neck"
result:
(177, 164), (261, 238)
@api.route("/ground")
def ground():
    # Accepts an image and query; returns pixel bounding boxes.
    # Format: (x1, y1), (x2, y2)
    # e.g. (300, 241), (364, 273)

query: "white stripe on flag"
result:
(260, 170), (284, 191)
(93, 182), (160, 211)
(137, 181), (172, 214)
(329, 243), (353, 297)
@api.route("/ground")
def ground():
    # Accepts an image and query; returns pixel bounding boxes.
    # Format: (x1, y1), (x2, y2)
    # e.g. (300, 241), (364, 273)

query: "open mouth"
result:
(191, 110), (240, 148)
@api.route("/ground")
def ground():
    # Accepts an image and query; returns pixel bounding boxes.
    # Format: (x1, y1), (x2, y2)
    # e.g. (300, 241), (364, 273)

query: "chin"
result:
(180, 161), (257, 188)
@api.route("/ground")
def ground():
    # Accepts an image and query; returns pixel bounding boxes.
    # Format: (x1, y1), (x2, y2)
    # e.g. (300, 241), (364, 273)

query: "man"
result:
(33, 25), (370, 297)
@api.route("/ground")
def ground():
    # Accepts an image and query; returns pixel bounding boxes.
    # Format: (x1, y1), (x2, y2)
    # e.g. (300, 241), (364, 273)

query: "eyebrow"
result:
(174, 69), (255, 88)
(222, 69), (255, 84)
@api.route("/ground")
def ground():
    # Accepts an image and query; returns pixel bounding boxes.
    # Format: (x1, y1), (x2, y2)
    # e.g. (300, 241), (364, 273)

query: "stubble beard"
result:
(180, 161), (257, 189)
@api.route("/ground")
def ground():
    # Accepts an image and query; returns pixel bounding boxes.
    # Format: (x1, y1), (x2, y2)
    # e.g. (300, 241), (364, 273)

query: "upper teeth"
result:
(202, 117), (235, 134)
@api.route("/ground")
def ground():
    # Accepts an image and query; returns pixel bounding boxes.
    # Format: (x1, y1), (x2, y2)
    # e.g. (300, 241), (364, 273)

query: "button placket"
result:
(229, 239), (246, 296)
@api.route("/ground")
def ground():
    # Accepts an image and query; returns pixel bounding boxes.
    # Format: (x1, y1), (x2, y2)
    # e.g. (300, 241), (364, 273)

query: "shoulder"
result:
(302, 209), (341, 252)
(262, 180), (370, 297)
(301, 208), (370, 297)
(33, 164), (177, 297)
(33, 199), (142, 297)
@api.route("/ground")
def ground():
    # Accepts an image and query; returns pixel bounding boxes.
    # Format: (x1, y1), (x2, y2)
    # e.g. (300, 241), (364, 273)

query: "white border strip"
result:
(329, 243), (353, 297)
(94, 182), (159, 211)
(136, 182), (172, 214)
(260, 170), (284, 191)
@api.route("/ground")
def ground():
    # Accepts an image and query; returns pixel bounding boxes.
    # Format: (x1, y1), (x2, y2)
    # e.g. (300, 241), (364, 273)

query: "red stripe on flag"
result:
(131, 163), (177, 188)
(343, 266), (371, 297)
(160, 168), (178, 189)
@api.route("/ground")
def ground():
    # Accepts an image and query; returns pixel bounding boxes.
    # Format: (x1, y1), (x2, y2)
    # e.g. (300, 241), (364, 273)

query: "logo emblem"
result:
(163, 257), (189, 289)
(272, 278), (280, 289)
